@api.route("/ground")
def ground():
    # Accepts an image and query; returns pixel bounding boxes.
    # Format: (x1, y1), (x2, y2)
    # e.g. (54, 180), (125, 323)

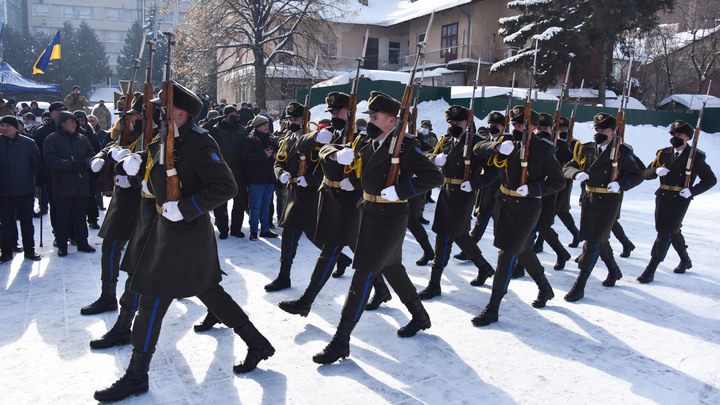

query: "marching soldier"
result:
(532, 113), (572, 270)
(417, 105), (495, 300)
(637, 120), (716, 283)
(563, 112), (644, 302)
(312, 91), (443, 364)
(471, 106), (565, 326)
(94, 82), (274, 402)
(279, 92), (390, 317)
(553, 116), (581, 247)
(267, 102), (351, 291)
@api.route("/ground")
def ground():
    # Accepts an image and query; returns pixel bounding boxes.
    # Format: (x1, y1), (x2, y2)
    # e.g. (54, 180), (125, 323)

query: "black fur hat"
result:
(362, 91), (400, 117)
(487, 112), (505, 126)
(670, 120), (693, 136)
(593, 112), (616, 129)
(509, 106), (539, 126)
(325, 92), (350, 111)
(445, 105), (469, 122)
(538, 113), (554, 128)
(285, 102), (305, 117)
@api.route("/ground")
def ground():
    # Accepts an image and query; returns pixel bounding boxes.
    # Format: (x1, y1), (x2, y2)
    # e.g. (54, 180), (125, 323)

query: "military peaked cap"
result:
(445, 105), (469, 122)
(509, 106), (540, 126)
(670, 120), (693, 136)
(285, 102), (305, 117)
(150, 81), (203, 118)
(325, 92), (351, 111)
(362, 91), (400, 117)
(126, 92), (144, 115)
(593, 112), (616, 129)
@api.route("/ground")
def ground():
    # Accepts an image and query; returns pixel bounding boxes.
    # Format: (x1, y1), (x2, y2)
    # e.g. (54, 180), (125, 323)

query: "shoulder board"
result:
(695, 148), (706, 157)
(621, 143), (634, 152)
(539, 138), (554, 146)
(582, 141), (595, 147)
(192, 126), (209, 134)
(405, 134), (417, 139)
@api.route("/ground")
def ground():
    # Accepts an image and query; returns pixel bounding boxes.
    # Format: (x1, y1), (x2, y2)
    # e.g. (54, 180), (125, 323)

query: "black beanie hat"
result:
(0, 115), (19, 130)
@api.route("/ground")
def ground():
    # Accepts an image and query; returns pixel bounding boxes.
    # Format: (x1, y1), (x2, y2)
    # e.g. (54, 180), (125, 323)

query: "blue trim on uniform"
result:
(143, 298), (161, 353)
(287, 231), (297, 264)
(485, 144), (492, 154)
(475, 176), (484, 188)
(313, 173), (320, 183)
(661, 233), (673, 261)
(696, 185), (703, 193)
(409, 179), (417, 196)
(131, 293), (139, 312)
(319, 246), (340, 284)
(537, 182), (542, 196)
(353, 272), (375, 321)
(441, 236), (451, 268)
(588, 243), (600, 274)
(191, 196), (204, 214)
(502, 254), (516, 293)
(625, 178), (631, 189)
(108, 240), (118, 280)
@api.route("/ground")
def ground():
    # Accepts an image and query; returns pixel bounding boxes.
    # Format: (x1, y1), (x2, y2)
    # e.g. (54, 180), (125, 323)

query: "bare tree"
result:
(175, 0), (349, 106)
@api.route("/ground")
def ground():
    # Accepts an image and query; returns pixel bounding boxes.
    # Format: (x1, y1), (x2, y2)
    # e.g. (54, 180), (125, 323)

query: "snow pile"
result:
(658, 94), (720, 111)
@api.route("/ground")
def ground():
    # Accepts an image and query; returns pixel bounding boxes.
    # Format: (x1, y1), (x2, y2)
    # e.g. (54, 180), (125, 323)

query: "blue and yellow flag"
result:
(33, 31), (61, 74)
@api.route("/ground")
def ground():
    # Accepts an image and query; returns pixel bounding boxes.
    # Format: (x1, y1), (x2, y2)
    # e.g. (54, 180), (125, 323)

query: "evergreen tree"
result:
(2, 28), (46, 78)
(116, 20), (167, 90)
(72, 21), (112, 92)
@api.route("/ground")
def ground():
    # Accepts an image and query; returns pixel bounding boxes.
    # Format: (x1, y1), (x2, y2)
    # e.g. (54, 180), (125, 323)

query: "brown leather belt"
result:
(500, 185), (540, 199)
(444, 177), (464, 185)
(288, 177), (299, 184)
(659, 184), (683, 192)
(323, 177), (342, 188)
(363, 191), (407, 203)
(585, 185), (620, 194)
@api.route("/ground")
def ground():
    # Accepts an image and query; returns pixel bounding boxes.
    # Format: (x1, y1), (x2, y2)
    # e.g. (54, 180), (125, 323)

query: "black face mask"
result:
(255, 130), (269, 142)
(489, 126), (501, 135)
(594, 132), (608, 144)
(670, 136), (685, 148)
(366, 122), (383, 139)
(134, 119), (143, 129)
(558, 131), (568, 140)
(449, 125), (464, 138)
(288, 123), (301, 133)
(228, 115), (239, 123)
(536, 131), (551, 140)
(512, 129), (524, 141)
(331, 117), (346, 131)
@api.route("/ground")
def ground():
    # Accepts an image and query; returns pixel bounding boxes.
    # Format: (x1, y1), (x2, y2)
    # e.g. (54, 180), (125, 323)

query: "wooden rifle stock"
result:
(385, 85), (414, 187)
(519, 101), (532, 185)
(609, 110), (624, 182)
(568, 116), (575, 144)
(143, 82), (154, 147)
(164, 81), (181, 202)
(684, 80), (712, 187)
(463, 109), (474, 181)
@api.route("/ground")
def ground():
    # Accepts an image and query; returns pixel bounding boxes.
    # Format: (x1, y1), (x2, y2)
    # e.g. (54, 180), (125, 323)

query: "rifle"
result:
(463, 60), (482, 181)
(609, 57), (633, 182)
(684, 80), (712, 188)
(553, 62), (571, 147)
(343, 29), (369, 145)
(567, 79), (584, 144)
(386, 11), (434, 187)
(504, 72), (515, 129)
(160, 31), (182, 202)
(519, 40), (539, 186)
(119, 32), (147, 147)
(408, 60), (427, 138)
(143, 11), (159, 148)
(298, 54), (319, 178)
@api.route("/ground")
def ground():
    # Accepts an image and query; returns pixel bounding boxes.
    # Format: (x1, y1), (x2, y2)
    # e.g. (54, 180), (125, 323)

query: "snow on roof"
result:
(339, 0), (472, 27)
(313, 69), (411, 87)
(451, 85), (558, 102)
(606, 96), (647, 110)
(547, 87), (618, 100)
(615, 24), (720, 61)
(658, 94), (720, 110)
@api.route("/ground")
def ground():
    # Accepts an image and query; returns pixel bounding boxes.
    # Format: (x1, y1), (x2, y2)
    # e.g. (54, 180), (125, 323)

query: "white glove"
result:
(498, 140), (514, 155)
(90, 158), (105, 173)
(279, 172), (291, 184)
(122, 154), (142, 176)
(114, 175), (131, 189)
(315, 128), (333, 144)
(679, 188), (692, 199)
(340, 178), (355, 191)
(516, 184), (529, 196)
(607, 181), (620, 193)
(435, 153), (447, 167)
(656, 167), (669, 177)
(141, 180), (152, 196)
(110, 148), (131, 162)
(381, 186), (399, 201)
(460, 181), (472, 193)
(297, 176), (308, 187)
(336, 148), (355, 165)
(161, 201), (183, 222)
(574, 172), (589, 182)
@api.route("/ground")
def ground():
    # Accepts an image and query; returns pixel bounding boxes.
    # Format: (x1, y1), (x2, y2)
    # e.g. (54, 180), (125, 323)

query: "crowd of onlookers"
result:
(0, 85), (292, 263)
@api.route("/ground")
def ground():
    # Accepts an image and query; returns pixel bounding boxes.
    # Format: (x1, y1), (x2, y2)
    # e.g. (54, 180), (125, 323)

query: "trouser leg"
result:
(197, 284), (250, 329)
(100, 239), (127, 282)
(130, 295), (172, 353)
(491, 250), (517, 294)
(341, 270), (378, 322)
(214, 202), (229, 235)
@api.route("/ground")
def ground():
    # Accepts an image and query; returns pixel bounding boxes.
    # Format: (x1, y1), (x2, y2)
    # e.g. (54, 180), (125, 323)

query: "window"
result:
(418, 32), (426, 44)
(34, 27), (55, 36)
(106, 8), (136, 21)
(441, 23), (458, 62)
(32, 4), (50, 17)
(389, 41), (400, 65)
(105, 31), (126, 43)
(62, 6), (75, 18)
(78, 7), (93, 19)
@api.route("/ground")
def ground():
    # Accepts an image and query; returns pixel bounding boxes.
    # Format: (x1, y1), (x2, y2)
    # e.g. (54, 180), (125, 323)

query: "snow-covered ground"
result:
(2, 101), (719, 404)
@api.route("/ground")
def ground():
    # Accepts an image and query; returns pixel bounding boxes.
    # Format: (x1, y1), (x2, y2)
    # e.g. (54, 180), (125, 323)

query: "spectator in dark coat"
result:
(30, 101), (45, 117)
(0, 116), (43, 262)
(31, 102), (68, 226)
(239, 103), (254, 129)
(241, 115), (279, 240)
(43, 111), (97, 256)
(75, 110), (102, 229)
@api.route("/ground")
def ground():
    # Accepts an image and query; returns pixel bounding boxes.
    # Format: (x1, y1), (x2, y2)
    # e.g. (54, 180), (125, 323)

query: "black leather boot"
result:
(332, 253), (352, 278)
(564, 270), (591, 302)
(94, 349), (152, 402)
(558, 211), (580, 248)
(265, 263), (291, 292)
(365, 278), (391, 310)
(531, 274), (555, 308)
(470, 255), (495, 286)
(233, 322), (275, 373)
(549, 241), (572, 271)
(313, 318), (357, 364)
(674, 248), (693, 274)
(637, 257), (661, 284)
(418, 266), (443, 300)
(602, 257), (623, 287)
(193, 310), (219, 332)
(415, 239), (434, 266)
(278, 283), (322, 317)
(90, 309), (134, 349)
(533, 235), (544, 253)
(397, 299), (431, 337)
(472, 290), (504, 326)
(453, 251), (469, 261)
(81, 281), (118, 315)
(619, 240), (635, 258)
